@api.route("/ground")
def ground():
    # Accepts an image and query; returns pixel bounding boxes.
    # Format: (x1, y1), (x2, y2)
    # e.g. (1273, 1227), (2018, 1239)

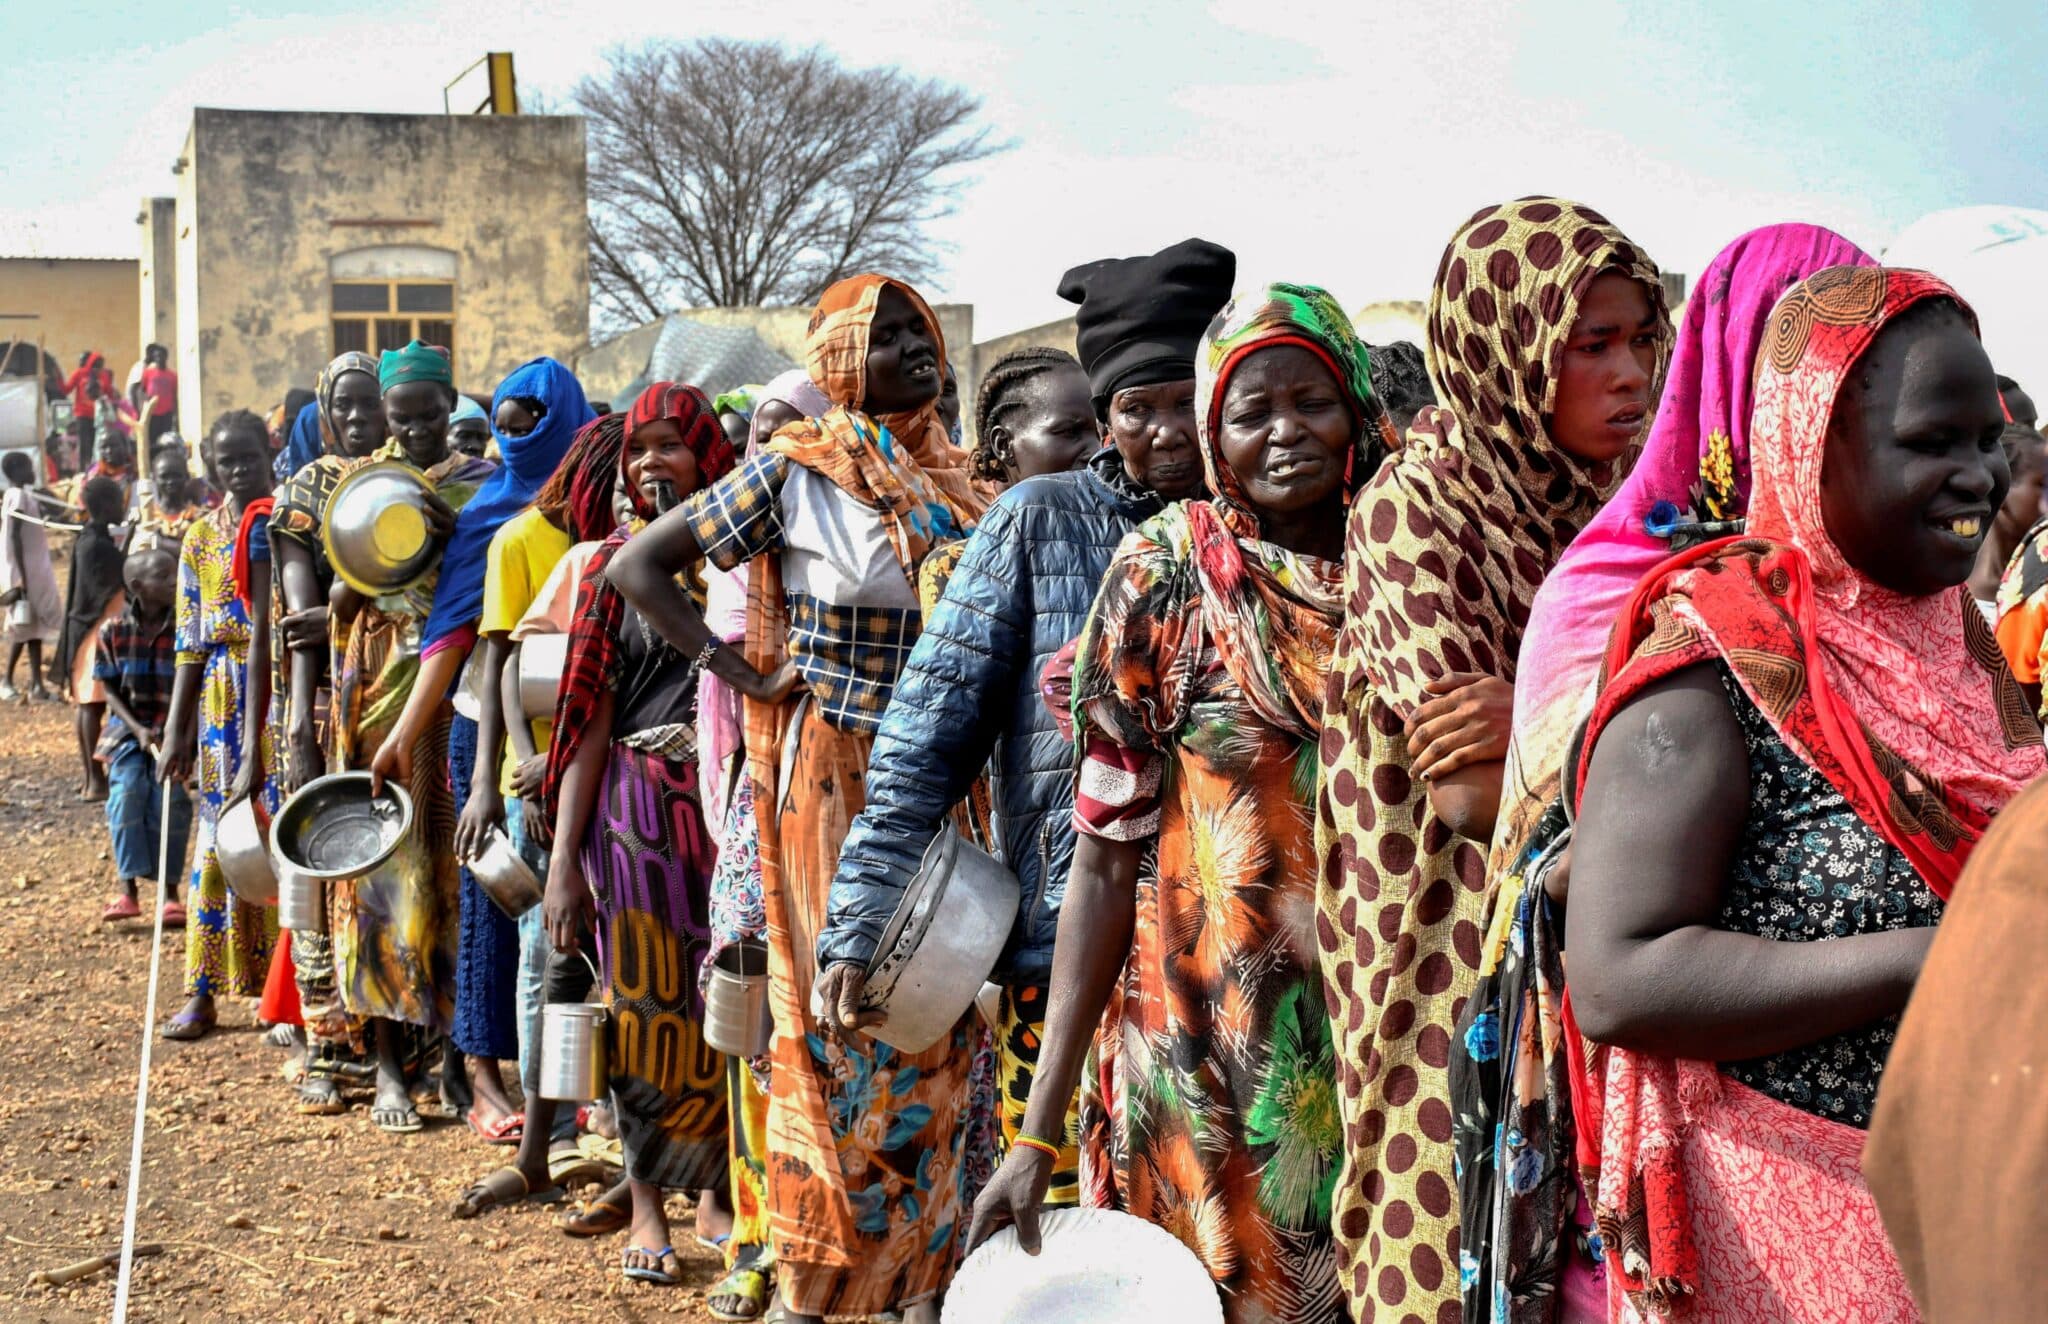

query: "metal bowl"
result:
(517, 633), (568, 720)
(270, 772), (416, 884)
(321, 460), (437, 596)
(466, 824), (543, 919)
(217, 794), (277, 906)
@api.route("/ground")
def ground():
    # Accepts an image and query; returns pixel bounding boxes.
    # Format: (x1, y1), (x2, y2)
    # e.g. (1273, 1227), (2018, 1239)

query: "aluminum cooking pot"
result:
(216, 794), (276, 906)
(848, 826), (1020, 1053)
(704, 940), (773, 1059)
(321, 459), (438, 597)
(517, 633), (568, 721)
(466, 824), (542, 920)
(270, 771), (416, 883)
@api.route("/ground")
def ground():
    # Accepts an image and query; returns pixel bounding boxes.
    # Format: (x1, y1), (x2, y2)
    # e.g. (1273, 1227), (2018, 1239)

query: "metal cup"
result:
(538, 1001), (609, 1102)
(703, 940), (773, 1059)
(276, 867), (326, 934)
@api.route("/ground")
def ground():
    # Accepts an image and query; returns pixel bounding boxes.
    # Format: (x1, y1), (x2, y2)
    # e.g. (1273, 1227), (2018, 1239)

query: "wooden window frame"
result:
(331, 279), (456, 362)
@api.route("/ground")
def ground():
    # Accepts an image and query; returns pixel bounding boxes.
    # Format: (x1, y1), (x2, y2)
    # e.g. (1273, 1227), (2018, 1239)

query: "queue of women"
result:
(68, 191), (2048, 1323)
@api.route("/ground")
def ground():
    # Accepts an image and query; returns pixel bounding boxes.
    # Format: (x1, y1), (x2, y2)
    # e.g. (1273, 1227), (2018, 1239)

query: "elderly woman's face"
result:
(1214, 344), (1354, 518)
(861, 286), (942, 415)
(1108, 380), (1202, 500)
(1821, 308), (2007, 597)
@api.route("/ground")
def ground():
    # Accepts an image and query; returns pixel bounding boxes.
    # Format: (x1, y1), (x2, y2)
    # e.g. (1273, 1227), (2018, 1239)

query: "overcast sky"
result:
(3, 0), (2043, 339)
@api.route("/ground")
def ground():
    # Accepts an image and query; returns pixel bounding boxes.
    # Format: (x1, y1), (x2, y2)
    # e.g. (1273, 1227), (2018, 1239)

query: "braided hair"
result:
(204, 409), (270, 488)
(971, 346), (1084, 482)
(530, 412), (628, 542)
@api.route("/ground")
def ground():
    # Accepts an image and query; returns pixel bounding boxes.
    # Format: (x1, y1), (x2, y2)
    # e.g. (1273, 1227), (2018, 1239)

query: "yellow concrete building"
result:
(169, 107), (588, 438)
(0, 255), (140, 386)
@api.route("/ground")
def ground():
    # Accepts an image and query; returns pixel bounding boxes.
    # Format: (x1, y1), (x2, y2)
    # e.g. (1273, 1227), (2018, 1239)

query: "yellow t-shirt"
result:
(481, 507), (573, 796)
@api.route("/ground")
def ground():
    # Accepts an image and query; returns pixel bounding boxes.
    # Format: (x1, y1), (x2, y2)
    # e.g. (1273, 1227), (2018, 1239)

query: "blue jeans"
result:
(105, 740), (191, 883)
(506, 797), (553, 1087)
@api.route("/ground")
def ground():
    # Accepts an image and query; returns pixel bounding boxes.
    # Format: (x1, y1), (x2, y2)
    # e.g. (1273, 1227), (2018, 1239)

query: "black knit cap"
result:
(1058, 237), (1236, 413)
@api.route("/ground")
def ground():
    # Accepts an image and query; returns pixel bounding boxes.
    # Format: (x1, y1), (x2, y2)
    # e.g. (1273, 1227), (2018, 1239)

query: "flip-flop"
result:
(450, 1164), (563, 1220)
(160, 1008), (216, 1040)
(556, 1190), (633, 1238)
(465, 1109), (524, 1145)
(697, 1229), (733, 1254)
(708, 1261), (774, 1321)
(296, 1076), (346, 1116)
(372, 1101), (424, 1134)
(621, 1245), (681, 1286)
(101, 895), (142, 921)
(160, 902), (187, 929)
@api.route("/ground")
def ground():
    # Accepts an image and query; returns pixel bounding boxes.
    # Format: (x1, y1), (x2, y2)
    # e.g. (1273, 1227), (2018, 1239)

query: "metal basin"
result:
(216, 794), (276, 906)
(321, 460), (437, 596)
(467, 824), (542, 920)
(517, 633), (568, 720)
(270, 772), (415, 883)
(854, 826), (1020, 1053)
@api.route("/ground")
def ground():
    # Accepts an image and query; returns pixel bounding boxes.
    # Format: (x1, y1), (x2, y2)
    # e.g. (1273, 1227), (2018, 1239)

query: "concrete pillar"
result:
(137, 198), (176, 364)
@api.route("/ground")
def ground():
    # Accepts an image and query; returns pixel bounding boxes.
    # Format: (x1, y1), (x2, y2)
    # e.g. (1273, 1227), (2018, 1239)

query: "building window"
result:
(332, 281), (455, 358)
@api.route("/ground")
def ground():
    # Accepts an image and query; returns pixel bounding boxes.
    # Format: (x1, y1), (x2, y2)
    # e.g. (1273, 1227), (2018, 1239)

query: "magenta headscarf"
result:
(698, 368), (832, 829)
(1496, 224), (1877, 861)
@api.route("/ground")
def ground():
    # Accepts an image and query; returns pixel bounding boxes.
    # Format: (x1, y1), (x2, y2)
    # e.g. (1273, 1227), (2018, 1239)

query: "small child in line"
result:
(96, 538), (192, 925)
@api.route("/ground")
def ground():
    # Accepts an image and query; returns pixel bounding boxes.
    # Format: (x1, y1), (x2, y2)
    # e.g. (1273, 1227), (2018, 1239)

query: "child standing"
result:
(96, 539), (192, 925)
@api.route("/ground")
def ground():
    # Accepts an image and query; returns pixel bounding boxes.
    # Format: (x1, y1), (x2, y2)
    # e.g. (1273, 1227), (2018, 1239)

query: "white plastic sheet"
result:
(1884, 206), (2048, 400)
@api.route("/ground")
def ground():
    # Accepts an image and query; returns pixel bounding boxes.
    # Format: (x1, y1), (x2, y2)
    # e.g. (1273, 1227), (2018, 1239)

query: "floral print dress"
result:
(1072, 521), (1344, 1324)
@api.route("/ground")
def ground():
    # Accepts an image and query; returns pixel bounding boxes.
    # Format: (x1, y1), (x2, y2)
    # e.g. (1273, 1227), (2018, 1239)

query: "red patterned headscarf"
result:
(540, 382), (735, 820)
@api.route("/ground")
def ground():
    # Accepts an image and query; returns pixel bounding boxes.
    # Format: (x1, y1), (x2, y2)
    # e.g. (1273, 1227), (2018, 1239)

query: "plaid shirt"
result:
(94, 604), (179, 755)
(682, 451), (923, 734)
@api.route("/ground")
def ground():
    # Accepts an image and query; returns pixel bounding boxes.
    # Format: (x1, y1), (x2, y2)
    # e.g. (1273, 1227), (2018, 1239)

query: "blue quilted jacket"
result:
(819, 447), (1162, 983)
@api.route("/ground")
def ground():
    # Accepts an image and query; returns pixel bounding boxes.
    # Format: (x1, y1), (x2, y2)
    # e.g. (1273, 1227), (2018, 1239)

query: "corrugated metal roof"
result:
(614, 315), (796, 409)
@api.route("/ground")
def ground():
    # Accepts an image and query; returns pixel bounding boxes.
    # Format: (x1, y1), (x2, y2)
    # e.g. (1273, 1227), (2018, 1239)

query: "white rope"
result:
(112, 758), (173, 1321)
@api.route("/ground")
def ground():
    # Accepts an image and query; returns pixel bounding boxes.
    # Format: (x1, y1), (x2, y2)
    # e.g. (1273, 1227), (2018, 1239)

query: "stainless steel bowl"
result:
(270, 772), (415, 883)
(466, 824), (543, 919)
(517, 633), (568, 720)
(321, 459), (437, 596)
(216, 794), (276, 906)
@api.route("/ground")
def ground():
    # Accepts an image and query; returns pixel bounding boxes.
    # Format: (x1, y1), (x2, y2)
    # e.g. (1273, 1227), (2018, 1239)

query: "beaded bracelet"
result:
(1012, 1132), (1062, 1161)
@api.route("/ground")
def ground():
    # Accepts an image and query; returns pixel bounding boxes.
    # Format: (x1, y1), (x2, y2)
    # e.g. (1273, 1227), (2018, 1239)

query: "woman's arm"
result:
(1407, 672), (1513, 843)
(542, 689), (614, 953)
(606, 512), (796, 703)
(229, 560), (273, 802)
(367, 641), (469, 794)
(455, 633), (512, 860)
(967, 833), (1141, 1254)
(274, 537), (327, 792)
(1565, 664), (1932, 1059)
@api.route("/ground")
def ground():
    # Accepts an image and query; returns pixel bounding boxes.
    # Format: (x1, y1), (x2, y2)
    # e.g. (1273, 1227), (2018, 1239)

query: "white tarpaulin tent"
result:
(1884, 206), (2048, 401)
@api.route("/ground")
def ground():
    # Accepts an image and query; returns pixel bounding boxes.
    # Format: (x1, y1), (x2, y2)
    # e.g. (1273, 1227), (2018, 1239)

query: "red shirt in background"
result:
(142, 366), (177, 417)
(61, 354), (112, 418)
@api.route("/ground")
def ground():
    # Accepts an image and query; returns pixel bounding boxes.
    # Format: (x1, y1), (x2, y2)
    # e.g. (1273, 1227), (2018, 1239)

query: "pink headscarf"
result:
(699, 367), (832, 828)
(1496, 225), (1877, 862)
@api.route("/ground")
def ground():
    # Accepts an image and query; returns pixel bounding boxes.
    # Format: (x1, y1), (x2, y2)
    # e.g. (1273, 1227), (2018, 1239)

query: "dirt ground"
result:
(0, 697), (729, 1322)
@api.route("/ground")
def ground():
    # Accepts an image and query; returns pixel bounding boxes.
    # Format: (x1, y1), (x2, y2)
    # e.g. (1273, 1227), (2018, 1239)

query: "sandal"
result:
(465, 1108), (524, 1145)
(450, 1164), (563, 1220)
(697, 1229), (733, 1254)
(296, 1075), (345, 1115)
(160, 901), (187, 929)
(371, 1100), (424, 1134)
(102, 895), (142, 922)
(555, 1189), (632, 1238)
(160, 1007), (216, 1041)
(546, 1141), (609, 1189)
(708, 1260), (774, 1321)
(621, 1245), (681, 1286)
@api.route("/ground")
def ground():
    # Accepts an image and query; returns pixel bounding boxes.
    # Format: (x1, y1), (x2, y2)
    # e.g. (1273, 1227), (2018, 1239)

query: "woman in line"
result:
(0, 450), (62, 701)
(970, 283), (1385, 1322)
(139, 445), (207, 540)
(1967, 424), (2044, 615)
(325, 340), (493, 1132)
(1316, 197), (1671, 1322)
(269, 349), (391, 1114)
(449, 395), (494, 460)
(609, 275), (986, 1323)
(158, 411), (282, 1040)
(536, 382), (739, 1286)
(1563, 267), (2040, 1321)
(376, 356), (593, 1140)
(59, 476), (130, 801)
(1454, 224), (1874, 1321)
(819, 239), (1232, 1222)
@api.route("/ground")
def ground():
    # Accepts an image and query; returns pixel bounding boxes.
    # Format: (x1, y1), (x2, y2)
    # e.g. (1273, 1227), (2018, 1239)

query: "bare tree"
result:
(574, 39), (1008, 332)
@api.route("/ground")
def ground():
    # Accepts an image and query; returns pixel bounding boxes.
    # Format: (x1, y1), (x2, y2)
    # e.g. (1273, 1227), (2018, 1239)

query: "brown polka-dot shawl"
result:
(1312, 196), (1669, 1321)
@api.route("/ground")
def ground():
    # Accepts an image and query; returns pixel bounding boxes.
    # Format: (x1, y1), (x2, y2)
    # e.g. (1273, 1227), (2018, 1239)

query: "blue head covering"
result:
(450, 394), (488, 426)
(274, 399), (323, 483)
(420, 356), (595, 653)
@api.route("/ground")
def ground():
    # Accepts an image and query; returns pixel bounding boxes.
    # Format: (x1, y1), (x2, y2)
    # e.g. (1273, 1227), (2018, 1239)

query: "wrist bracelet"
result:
(1012, 1132), (1063, 1161)
(691, 639), (720, 674)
